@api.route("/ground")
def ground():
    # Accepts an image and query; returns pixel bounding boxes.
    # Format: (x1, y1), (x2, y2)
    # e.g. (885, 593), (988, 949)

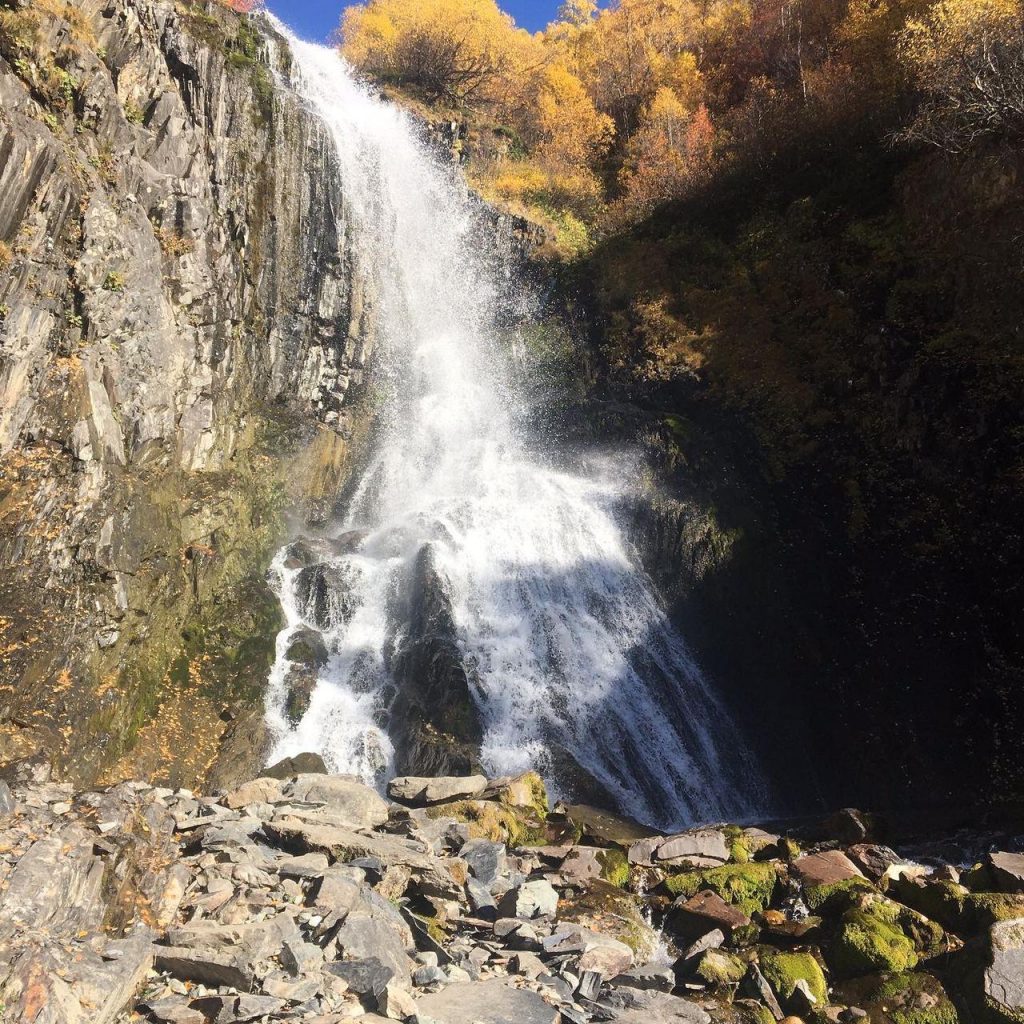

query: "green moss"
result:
(498, 771), (549, 817)
(830, 900), (919, 978)
(724, 824), (752, 864)
(890, 878), (969, 932)
(597, 848), (630, 887)
(779, 836), (802, 862)
(892, 878), (1024, 935)
(664, 861), (779, 916)
(874, 973), (959, 1024)
(805, 875), (875, 913)
(696, 949), (748, 987)
(759, 949), (829, 1008)
(965, 892), (1024, 929)
(426, 799), (547, 846)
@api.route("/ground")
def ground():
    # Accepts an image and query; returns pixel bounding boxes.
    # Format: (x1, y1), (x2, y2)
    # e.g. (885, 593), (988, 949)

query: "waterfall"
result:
(262, 21), (766, 830)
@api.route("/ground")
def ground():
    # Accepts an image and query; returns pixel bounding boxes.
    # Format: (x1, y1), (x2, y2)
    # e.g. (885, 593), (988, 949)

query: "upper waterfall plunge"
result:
(263, 23), (766, 830)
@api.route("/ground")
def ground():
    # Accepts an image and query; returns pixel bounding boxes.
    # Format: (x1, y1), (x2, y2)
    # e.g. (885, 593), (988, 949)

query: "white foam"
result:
(262, 19), (766, 828)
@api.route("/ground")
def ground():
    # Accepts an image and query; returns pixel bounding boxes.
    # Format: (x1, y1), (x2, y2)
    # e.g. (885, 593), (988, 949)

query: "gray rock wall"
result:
(0, 0), (373, 784)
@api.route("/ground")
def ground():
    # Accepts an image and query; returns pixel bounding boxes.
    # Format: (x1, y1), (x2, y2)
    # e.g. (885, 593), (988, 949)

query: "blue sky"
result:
(266, 1), (564, 42)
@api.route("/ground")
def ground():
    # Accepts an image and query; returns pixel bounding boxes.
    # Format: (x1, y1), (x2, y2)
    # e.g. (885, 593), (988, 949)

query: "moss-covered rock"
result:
(892, 876), (1024, 936)
(665, 861), (780, 915)
(874, 972), (960, 1024)
(830, 899), (920, 978)
(805, 875), (876, 914)
(425, 797), (547, 846)
(598, 848), (630, 887)
(497, 771), (549, 817)
(759, 949), (829, 1009)
(698, 949), (750, 987)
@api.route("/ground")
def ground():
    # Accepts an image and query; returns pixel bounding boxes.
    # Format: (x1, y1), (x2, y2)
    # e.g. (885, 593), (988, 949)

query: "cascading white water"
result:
(263, 22), (766, 829)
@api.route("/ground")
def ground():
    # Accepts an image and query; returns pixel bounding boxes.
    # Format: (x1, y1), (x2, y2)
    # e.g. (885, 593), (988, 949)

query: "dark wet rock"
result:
(847, 844), (903, 882)
(295, 562), (362, 632)
(264, 752), (329, 780)
(387, 546), (484, 777)
(286, 628), (330, 669)
(204, 707), (275, 796)
(562, 804), (662, 847)
(283, 664), (319, 727)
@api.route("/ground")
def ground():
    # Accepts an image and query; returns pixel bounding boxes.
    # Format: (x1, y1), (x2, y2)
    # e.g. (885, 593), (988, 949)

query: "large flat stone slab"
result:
(416, 978), (559, 1023)
(388, 775), (487, 805)
(282, 774), (389, 828)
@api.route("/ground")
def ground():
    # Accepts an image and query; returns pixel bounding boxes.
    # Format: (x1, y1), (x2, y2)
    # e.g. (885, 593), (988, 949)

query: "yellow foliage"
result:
(898, 0), (1024, 150)
(615, 87), (715, 221)
(341, 0), (541, 106)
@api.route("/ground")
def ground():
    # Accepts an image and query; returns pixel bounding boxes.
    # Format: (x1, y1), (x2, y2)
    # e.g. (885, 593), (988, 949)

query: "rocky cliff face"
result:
(0, 0), (377, 787)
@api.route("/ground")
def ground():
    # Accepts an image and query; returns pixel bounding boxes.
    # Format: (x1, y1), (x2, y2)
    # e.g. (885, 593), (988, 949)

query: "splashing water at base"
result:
(263, 21), (766, 829)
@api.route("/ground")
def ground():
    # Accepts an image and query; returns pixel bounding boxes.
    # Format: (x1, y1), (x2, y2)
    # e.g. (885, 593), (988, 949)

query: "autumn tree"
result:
(898, 0), (1024, 151)
(341, 0), (539, 106)
(615, 87), (716, 220)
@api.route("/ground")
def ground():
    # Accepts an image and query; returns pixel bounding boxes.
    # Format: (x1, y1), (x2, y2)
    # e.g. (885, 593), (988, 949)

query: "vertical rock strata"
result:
(0, 0), (373, 785)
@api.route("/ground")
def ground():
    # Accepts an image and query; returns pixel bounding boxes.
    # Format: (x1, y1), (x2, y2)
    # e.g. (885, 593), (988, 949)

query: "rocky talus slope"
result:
(1, 758), (1024, 1024)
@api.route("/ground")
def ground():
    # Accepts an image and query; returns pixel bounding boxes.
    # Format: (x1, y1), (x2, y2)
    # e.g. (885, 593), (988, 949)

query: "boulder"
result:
(847, 844), (902, 882)
(562, 804), (661, 847)
(324, 957), (395, 996)
(560, 846), (606, 882)
(277, 852), (331, 879)
(498, 880), (559, 920)
(558, 881), (659, 962)
(792, 850), (870, 911)
(335, 907), (415, 985)
(223, 776), (284, 810)
(986, 918), (1024, 1023)
(629, 835), (666, 866)
(283, 774), (390, 829)
(416, 977), (560, 1024)
(264, 753), (329, 779)
(829, 897), (922, 978)
(388, 774), (488, 805)
(153, 948), (253, 990)
(990, 853), (1024, 895)
(377, 981), (418, 1020)
(601, 990), (712, 1023)
(656, 829), (730, 867)
(671, 890), (751, 940)
(759, 950), (828, 1012)
(460, 838), (509, 886)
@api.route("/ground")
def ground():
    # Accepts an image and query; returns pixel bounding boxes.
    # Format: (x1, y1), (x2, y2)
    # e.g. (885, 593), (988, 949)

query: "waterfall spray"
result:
(262, 19), (766, 829)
